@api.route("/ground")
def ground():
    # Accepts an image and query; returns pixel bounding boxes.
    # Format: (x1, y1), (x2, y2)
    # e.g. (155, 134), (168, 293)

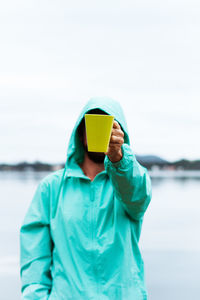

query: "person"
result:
(19, 97), (152, 300)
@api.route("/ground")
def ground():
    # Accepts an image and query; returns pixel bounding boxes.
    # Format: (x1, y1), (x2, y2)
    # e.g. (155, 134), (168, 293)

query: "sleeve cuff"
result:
(104, 143), (136, 171)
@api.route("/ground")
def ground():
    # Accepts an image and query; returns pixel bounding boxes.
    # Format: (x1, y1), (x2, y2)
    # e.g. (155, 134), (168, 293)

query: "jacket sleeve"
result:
(19, 179), (53, 300)
(104, 143), (152, 221)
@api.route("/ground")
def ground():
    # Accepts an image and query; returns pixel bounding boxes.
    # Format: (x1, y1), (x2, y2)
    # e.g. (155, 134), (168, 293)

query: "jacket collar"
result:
(64, 158), (107, 181)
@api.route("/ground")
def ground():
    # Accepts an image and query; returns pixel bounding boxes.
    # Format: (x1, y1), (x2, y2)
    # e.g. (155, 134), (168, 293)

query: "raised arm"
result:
(104, 120), (152, 221)
(105, 143), (152, 221)
(19, 179), (53, 299)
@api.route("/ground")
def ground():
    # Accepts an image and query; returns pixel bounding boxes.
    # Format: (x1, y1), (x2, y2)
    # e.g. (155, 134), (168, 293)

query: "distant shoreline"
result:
(0, 154), (200, 171)
(1, 168), (200, 179)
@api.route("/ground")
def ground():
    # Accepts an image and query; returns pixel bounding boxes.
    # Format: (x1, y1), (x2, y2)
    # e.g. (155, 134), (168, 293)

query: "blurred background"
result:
(0, 1), (200, 299)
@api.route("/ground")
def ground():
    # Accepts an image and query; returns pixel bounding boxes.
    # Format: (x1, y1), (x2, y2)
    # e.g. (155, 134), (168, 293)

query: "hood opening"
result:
(74, 108), (109, 165)
(77, 108), (108, 146)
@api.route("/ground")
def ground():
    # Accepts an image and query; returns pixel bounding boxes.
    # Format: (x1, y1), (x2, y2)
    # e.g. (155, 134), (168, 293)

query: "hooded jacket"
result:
(20, 97), (152, 300)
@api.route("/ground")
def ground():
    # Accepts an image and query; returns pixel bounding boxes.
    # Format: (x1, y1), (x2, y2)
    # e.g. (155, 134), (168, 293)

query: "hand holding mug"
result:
(105, 120), (124, 163)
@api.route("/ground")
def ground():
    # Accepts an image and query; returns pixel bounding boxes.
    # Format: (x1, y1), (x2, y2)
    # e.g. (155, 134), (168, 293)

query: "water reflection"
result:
(0, 170), (49, 183)
(151, 176), (200, 188)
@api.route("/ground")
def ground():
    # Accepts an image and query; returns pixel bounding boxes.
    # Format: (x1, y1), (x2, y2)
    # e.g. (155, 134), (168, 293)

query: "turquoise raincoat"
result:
(20, 97), (152, 300)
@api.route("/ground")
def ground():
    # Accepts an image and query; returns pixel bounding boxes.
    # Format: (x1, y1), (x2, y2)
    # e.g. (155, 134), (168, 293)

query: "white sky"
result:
(0, 0), (200, 163)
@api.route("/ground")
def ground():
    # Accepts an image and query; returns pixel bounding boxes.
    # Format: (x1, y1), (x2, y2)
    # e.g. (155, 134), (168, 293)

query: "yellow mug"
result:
(84, 114), (114, 152)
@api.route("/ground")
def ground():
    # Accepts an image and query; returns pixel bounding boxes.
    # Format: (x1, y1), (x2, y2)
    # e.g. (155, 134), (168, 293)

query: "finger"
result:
(113, 120), (121, 130)
(111, 128), (124, 138)
(110, 135), (124, 144)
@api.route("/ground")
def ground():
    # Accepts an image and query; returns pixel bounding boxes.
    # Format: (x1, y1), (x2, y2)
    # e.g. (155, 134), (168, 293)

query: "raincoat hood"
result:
(66, 97), (130, 168)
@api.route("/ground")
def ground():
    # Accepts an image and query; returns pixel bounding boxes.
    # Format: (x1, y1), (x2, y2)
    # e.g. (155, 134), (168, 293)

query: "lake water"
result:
(1, 171), (200, 300)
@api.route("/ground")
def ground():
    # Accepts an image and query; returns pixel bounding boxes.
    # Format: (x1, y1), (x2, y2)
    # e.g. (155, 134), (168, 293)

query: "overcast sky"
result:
(0, 0), (200, 163)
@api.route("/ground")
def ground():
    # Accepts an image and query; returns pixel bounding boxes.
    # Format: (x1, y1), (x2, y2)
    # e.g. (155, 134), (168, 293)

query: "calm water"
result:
(0, 171), (200, 300)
